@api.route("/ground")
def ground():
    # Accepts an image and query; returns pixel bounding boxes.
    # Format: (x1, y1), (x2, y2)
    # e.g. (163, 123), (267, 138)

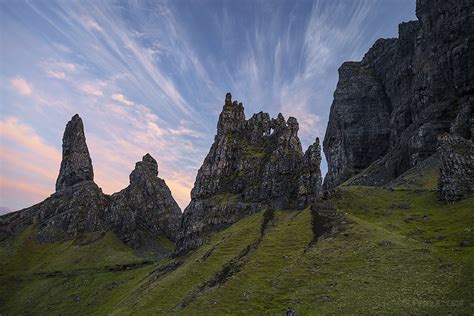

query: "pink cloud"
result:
(89, 136), (191, 210)
(111, 93), (134, 106)
(0, 117), (60, 210)
(47, 70), (67, 79)
(0, 175), (53, 211)
(1, 148), (57, 181)
(0, 117), (61, 163)
(0, 111), (197, 212)
(80, 83), (104, 96)
(0, 177), (52, 202)
(162, 171), (194, 209)
(10, 77), (33, 95)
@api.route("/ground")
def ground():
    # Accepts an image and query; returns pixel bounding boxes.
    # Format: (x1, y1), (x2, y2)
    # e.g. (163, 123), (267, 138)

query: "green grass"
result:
(1, 186), (473, 314)
(0, 228), (157, 314)
(242, 144), (266, 159)
(210, 193), (241, 207)
(333, 187), (473, 256)
(0, 228), (143, 275)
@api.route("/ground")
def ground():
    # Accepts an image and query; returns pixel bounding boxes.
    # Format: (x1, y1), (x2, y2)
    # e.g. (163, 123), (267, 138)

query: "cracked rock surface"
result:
(323, 0), (474, 189)
(176, 93), (323, 255)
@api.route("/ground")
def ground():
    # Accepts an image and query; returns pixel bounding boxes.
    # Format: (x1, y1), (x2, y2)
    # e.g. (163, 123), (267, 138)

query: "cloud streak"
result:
(0, 117), (60, 209)
(0, 0), (416, 212)
(10, 77), (33, 95)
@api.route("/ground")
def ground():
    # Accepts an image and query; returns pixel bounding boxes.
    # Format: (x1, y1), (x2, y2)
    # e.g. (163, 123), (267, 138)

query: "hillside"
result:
(1, 0), (472, 314)
(1, 177), (472, 314)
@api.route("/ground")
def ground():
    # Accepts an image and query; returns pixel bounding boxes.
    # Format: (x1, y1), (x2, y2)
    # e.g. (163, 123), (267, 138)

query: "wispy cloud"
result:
(80, 82), (104, 96)
(0, 117), (61, 163)
(10, 77), (33, 95)
(83, 18), (103, 32)
(0, 0), (416, 212)
(0, 117), (60, 209)
(0, 177), (52, 209)
(43, 60), (78, 80)
(111, 93), (133, 106)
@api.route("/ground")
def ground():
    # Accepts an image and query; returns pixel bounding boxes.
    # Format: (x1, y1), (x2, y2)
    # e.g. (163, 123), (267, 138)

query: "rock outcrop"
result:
(56, 114), (94, 191)
(176, 93), (323, 255)
(323, 0), (474, 189)
(105, 154), (182, 251)
(437, 134), (474, 202)
(298, 138), (323, 208)
(0, 114), (181, 253)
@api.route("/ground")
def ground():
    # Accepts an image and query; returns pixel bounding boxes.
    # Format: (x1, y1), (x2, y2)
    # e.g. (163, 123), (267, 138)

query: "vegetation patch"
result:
(210, 193), (241, 207)
(1, 188), (473, 314)
(242, 143), (267, 159)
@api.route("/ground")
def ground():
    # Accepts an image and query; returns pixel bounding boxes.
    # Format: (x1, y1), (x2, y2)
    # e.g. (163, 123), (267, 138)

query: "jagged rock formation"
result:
(323, 0), (474, 189)
(176, 93), (322, 254)
(56, 114), (94, 191)
(0, 114), (181, 252)
(105, 154), (182, 250)
(298, 138), (323, 208)
(437, 134), (474, 202)
(0, 115), (107, 243)
(0, 180), (108, 243)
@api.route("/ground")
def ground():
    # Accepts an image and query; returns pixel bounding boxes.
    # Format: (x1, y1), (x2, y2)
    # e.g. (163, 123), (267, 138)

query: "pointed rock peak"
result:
(225, 92), (232, 106)
(271, 113), (286, 132)
(287, 117), (299, 135)
(56, 114), (94, 191)
(142, 153), (157, 166)
(217, 92), (245, 138)
(130, 153), (158, 185)
(306, 137), (322, 157)
(223, 92), (244, 111)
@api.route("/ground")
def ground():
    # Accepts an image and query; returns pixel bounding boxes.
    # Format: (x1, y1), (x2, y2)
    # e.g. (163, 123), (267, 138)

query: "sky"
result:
(0, 0), (416, 214)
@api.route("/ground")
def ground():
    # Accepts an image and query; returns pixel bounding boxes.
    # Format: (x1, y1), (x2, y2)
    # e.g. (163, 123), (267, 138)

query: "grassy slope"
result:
(1, 184), (473, 314)
(0, 228), (156, 314)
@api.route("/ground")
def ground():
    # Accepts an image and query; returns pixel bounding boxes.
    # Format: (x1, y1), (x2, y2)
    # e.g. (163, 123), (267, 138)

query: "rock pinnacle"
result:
(55, 114), (94, 191)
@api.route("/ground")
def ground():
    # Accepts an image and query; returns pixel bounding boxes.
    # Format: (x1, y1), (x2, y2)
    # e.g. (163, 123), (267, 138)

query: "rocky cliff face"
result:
(105, 154), (182, 250)
(437, 134), (474, 202)
(298, 138), (323, 208)
(323, 0), (473, 189)
(0, 115), (181, 252)
(176, 93), (322, 254)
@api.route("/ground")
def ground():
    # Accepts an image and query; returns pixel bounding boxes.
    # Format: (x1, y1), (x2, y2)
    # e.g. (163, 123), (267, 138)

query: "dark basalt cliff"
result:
(0, 115), (181, 252)
(56, 114), (94, 191)
(105, 153), (182, 250)
(323, 0), (473, 191)
(176, 93), (323, 255)
(438, 134), (474, 202)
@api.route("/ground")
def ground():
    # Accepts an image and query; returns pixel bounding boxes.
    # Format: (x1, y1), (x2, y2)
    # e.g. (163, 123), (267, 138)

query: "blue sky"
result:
(0, 0), (416, 213)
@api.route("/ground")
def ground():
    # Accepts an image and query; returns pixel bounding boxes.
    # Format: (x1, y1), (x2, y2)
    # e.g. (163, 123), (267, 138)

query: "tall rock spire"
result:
(56, 114), (94, 191)
(216, 92), (245, 139)
(298, 137), (323, 208)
